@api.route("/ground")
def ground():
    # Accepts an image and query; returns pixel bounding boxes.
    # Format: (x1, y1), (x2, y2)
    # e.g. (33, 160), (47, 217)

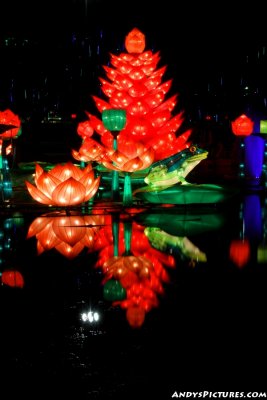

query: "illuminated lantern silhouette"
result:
(229, 239), (250, 268)
(1, 270), (24, 288)
(231, 114), (254, 137)
(25, 162), (100, 206)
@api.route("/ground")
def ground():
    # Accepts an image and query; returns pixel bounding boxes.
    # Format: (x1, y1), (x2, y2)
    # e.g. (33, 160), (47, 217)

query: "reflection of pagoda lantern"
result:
(96, 217), (176, 328)
(102, 109), (126, 201)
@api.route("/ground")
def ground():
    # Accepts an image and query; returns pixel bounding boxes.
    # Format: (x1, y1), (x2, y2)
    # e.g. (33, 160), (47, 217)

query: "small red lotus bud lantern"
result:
(231, 114), (254, 137)
(125, 28), (145, 54)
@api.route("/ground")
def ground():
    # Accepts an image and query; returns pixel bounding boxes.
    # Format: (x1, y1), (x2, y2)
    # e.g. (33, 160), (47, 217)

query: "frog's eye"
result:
(190, 145), (197, 153)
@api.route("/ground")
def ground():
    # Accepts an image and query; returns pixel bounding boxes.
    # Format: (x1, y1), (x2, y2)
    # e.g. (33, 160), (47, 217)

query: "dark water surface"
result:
(1, 187), (266, 399)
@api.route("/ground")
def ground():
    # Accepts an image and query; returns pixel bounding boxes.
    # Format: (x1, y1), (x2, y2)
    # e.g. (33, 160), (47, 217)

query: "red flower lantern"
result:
(231, 114), (254, 137)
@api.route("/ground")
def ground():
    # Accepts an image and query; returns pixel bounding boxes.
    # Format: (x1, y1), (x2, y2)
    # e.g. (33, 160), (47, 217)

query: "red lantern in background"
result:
(229, 239), (250, 268)
(1, 270), (24, 288)
(77, 120), (94, 140)
(231, 114), (254, 137)
(0, 109), (21, 139)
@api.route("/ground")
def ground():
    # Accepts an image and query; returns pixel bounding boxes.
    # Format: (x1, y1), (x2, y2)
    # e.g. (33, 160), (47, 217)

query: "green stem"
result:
(112, 214), (119, 257)
(124, 221), (132, 255)
(123, 172), (132, 207)
(112, 136), (120, 201)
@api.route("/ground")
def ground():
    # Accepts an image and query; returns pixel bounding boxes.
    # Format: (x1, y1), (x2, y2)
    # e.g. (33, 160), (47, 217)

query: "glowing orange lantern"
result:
(231, 114), (254, 137)
(25, 162), (100, 206)
(125, 28), (145, 54)
(229, 239), (250, 268)
(1, 270), (24, 288)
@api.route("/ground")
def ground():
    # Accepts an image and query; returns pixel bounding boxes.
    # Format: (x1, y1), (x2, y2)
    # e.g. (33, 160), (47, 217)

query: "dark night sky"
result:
(1, 0), (266, 40)
(1, 0), (267, 122)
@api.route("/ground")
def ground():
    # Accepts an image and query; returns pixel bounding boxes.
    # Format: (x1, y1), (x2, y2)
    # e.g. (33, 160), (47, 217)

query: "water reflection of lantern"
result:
(1, 270), (24, 288)
(102, 109), (126, 201)
(94, 216), (176, 327)
(228, 194), (262, 268)
(27, 212), (104, 259)
(25, 162), (100, 207)
(229, 239), (250, 268)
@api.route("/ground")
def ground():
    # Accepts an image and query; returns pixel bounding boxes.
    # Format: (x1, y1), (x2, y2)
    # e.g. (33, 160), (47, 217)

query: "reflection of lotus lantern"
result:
(229, 239), (250, 268)
(25, 162), (100, 206)
(27, 212), (104, 259)
(103, 278), (126, 301)
(1, 270), (24, 288)
(126, 306), (145, 328)
(103, 255), (153, 280)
